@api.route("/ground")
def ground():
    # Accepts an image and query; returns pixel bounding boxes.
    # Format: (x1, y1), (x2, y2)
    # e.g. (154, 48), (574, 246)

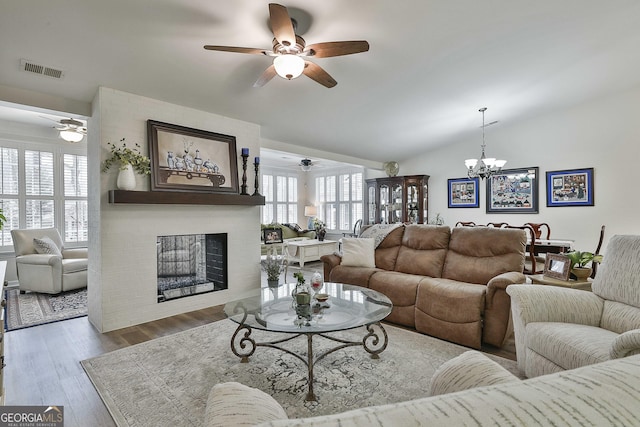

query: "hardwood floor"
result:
(5, 306), (226, 427)
(5, 303), (516, 427)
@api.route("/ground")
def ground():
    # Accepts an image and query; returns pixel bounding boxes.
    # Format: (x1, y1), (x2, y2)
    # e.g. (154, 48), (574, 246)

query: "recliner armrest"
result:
(610, 329), (640, 359)
(507, 284), (603, 326)
(486, 271), (526, 308)
(62, 247), (88, 259)
(16, 253), (62, 267)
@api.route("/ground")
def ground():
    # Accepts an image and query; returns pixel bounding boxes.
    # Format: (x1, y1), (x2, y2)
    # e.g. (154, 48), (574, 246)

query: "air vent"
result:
(20, 59), (65, 79)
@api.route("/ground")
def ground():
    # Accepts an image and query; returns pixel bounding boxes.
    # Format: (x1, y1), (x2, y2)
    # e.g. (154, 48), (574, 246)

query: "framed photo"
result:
(263, 228), (283, 244)
(147, 120), (239, 193)
(544, 253), (571, 281)
(447, 177), (480, 208)
(486, 167), (539, 213)
(546, 168), (594, 207)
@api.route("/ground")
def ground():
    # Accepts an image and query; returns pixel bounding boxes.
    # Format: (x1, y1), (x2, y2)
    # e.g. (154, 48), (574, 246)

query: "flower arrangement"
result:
(312, 218), (326, 232)
(293, 271), (306, 285)
(261, 247), (284, 281)
(102, 138), (151, 175)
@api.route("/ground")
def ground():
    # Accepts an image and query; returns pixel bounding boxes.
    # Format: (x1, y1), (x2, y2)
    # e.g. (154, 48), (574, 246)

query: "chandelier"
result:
(464, 107), (506, 179)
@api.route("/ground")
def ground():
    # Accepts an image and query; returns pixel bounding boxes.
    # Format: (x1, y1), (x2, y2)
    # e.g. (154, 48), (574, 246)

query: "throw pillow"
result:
(341, 237), (375, 268)
(33, 236), (62, 257)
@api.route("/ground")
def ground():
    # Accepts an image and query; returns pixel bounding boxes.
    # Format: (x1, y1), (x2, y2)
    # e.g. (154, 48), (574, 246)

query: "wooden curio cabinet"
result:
(364, 175), (429, 225)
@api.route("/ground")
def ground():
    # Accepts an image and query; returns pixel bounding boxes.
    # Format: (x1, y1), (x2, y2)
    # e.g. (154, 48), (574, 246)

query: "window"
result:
(0, 141), (88, 249)
(315, 170), (363, 232)
(261, 172), (297, 224)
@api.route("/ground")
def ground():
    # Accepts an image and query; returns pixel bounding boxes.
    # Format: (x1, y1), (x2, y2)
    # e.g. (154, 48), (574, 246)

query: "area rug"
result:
(4, 288), (87, 331)
(82, 319), (520, 427)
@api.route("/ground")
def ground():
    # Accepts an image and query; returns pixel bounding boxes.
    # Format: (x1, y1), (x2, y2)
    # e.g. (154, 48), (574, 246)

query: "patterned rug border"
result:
(4, 288), (88, 331)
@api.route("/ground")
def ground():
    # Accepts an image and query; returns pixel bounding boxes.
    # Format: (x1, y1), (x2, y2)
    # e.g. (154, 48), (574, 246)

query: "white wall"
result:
(401, 84), (640, 253)
(88, 88), (262, 332)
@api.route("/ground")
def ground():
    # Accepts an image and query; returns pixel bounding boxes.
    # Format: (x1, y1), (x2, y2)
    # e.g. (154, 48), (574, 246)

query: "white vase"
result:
(117, 164), (136, 190)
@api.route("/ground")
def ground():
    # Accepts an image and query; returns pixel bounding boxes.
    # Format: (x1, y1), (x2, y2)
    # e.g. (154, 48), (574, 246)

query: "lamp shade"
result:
(304, 206), (317, 217)
(273, 55), (305, 80)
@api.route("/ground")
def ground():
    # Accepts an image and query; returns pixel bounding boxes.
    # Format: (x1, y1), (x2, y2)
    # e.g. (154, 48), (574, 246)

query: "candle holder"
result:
(240, 153), (249, 195)
(252, 160), (261, 196)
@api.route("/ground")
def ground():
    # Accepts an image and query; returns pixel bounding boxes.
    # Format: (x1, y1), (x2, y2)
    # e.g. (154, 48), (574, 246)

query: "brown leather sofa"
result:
(321, 224), (527, 349)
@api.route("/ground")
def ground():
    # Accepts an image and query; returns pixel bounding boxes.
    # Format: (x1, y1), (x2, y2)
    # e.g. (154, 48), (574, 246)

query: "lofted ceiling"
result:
(1, 1), (640, 163)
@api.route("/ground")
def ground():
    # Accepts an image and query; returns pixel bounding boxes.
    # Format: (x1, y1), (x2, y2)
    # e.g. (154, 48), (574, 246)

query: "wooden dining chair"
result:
(591, 225), (606, 279)
(505, 224), (539, 274)
(525, 222), (551, 240)
(486, 222), (509, 228)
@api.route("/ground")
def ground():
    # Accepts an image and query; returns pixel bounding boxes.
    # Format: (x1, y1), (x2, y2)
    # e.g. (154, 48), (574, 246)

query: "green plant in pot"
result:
(261, 247), (284, 287)
(293, 272), (311, 305)
(566, 250), (603, 280)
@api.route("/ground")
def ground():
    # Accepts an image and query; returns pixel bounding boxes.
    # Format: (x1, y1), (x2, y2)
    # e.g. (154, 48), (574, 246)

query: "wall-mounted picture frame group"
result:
(544, 253), (571, 281)
(486, 167), (539, 213)
(447, 177), (480, 208)
(546, 168), (594, 207)
(147, 120), (239, 194)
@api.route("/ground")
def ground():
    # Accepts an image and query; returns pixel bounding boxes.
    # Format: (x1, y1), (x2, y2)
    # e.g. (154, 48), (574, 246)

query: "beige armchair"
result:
(507, 234), (640, 378)
(11, 228), (88, 294)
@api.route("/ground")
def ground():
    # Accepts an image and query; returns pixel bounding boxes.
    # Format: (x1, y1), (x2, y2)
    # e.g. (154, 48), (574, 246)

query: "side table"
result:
(528, 273), (592, 291)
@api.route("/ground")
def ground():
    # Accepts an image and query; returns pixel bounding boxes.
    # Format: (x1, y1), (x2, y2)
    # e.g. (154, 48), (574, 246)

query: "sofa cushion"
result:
(33, 236), (62, 256)
(341, 237), (375, 267)
(526, 322), (616, 371)
(205, 382), (288, 427)
(369, 271), (422, 327)
(429, 350), (520, 396)
(600, 300), (640, 334)
(415, 278), (486, 349)
(591, 235), (640, 308)
(372, 226), (405, 271)
(443, 227), (526, 284)
(394, 225), (450, 277)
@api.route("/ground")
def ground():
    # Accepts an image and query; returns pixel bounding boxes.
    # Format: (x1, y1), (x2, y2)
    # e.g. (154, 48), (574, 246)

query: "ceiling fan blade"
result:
(302, 61), (337, 88)
(253, 65), (277, 87)
(269, 3), (296, 48)
(304, 41), (370, 58)
(204, 45), (270, 55)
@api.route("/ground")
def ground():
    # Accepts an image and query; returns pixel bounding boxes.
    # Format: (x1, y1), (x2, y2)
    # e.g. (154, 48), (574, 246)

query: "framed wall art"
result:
(147, 120), (239, 193)
(543, 253), (571, 281)
(447, 177), (480, 208)
(546, 168), (594, 207)
(486, 167), (539, 213)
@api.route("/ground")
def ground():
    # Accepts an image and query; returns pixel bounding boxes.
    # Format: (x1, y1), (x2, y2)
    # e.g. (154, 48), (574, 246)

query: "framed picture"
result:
(486, 167), (539, 213)
(147, 120), (239, 193)
(544, 253), (571, 281)
(263, 228), (283, 244)
(447, 177), (480, 208)
(546, 168), (594, 207)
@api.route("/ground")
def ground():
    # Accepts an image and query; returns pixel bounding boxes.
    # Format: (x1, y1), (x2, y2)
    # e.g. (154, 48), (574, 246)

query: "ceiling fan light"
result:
(273, 55), (305, 80)
(59, 129), (84, 142)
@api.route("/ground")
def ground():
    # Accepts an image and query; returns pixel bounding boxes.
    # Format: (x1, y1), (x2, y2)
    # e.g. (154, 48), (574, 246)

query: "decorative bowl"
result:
(314, 293), (329, 302)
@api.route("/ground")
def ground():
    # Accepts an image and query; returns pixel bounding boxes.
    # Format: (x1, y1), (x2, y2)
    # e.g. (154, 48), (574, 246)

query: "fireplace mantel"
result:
(108, 190), (265, 206)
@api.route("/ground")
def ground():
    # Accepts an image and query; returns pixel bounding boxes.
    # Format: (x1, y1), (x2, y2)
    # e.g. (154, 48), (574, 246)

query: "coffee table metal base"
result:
(230, 321), (389, 401)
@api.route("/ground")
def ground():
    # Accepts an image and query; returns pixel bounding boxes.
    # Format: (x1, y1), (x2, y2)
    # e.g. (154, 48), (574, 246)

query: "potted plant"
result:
(102, 138), (151, 190)
(293, 271), (311, 305)
(313, 218), (326, 241)
(566, 250), (603, 280)
(261, 247), (284, 287)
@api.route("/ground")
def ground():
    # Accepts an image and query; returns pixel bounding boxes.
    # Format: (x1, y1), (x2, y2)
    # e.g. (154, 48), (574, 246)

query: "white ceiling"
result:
(1, 1), (639, 163)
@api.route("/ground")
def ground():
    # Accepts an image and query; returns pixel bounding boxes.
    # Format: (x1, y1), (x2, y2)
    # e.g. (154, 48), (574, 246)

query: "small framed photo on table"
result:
(543, 253), (571, 281)
(263, 228), (283, 244)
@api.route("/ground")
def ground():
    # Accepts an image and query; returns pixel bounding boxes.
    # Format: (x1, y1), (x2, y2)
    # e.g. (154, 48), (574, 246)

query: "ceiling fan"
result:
(204, 3), (369, 88)
(299, 158), (314, 171)
(41, 116), (87, 142)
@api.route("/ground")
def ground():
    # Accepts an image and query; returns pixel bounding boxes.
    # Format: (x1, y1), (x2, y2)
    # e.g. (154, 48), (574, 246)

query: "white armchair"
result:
(11, 228), (88, 294)
(507, 234), (640, 378)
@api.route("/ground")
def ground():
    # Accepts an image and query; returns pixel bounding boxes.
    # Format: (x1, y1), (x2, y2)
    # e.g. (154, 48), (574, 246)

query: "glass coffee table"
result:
(224, 282), (392, 401)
